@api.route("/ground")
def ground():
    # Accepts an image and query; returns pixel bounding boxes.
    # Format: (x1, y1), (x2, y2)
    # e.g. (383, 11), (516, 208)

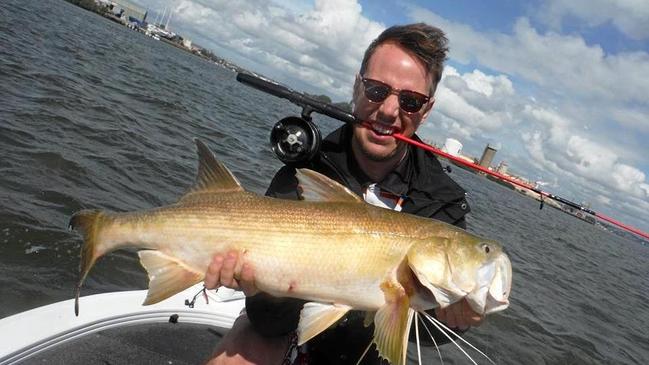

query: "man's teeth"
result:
(372, 124), (394, 135)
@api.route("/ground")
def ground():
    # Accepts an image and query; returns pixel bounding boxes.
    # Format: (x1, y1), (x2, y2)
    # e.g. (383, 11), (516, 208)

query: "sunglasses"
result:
(361, 77), (431, 113)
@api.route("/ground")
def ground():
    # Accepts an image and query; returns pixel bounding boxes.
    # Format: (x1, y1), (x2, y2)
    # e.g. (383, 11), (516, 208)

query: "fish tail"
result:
(69, 209), (107, 316)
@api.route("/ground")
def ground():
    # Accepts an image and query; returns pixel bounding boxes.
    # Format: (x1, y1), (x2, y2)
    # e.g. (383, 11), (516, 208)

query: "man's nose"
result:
(378, 93), (400, 118)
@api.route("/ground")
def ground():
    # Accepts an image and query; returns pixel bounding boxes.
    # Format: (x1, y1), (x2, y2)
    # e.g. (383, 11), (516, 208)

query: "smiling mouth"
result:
(360, 121), (401, 136)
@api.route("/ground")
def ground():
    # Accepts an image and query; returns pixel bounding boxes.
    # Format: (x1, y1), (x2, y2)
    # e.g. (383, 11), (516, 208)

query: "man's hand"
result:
(205, 250), (258, 297)
(435, 298), (484, 330)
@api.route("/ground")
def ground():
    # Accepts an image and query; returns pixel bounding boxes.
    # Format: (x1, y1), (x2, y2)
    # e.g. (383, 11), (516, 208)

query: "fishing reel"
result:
(269, 112), (321, 166)
(235, 73), (355, 167)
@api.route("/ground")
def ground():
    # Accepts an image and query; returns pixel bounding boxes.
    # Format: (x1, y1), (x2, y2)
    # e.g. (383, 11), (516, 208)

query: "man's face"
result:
(352, 42), (435, 162)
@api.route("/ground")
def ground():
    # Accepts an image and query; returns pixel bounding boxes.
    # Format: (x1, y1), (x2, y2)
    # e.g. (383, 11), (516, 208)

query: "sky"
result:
(135, 0), (649, 235)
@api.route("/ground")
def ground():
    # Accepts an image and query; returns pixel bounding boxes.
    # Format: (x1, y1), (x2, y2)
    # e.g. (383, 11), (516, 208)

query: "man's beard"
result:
(353, 133), (407, 162)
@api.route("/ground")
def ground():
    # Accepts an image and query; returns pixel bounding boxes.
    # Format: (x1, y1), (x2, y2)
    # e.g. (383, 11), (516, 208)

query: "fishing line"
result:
(354, 340), (374, 365)
(184, 285), (210, 308)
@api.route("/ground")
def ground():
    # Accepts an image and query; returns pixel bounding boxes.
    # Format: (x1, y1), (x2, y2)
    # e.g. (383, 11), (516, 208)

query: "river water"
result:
(1, 1), (648, 364)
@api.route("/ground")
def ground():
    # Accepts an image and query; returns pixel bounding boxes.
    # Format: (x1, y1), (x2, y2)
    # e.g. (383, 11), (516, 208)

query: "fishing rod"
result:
(236, 72), (649, 241)
(393, 134), (649, 241)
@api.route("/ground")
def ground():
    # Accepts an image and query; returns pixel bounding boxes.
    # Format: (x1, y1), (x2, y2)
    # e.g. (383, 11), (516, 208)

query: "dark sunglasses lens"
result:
(399, 92), (426, 113)
(364, 81), (390, 102)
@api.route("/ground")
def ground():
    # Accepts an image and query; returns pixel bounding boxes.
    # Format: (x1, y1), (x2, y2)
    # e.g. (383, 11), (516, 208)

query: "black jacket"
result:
(246, 125), (471, 364)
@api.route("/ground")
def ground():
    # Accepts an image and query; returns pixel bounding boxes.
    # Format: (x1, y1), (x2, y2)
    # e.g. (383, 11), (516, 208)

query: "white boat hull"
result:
(0, 284), (244, 364)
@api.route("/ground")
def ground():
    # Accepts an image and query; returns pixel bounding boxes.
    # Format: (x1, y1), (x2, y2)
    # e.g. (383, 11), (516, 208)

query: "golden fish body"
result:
(88, 192), (419, 308)
(70, 139), (512, 365)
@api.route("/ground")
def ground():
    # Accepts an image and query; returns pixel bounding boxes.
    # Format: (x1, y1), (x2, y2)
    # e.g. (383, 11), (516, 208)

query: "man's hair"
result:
(359, 23), (449, 94)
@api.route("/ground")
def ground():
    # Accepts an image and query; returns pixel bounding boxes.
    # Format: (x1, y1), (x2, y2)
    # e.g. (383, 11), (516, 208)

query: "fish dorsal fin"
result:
(295, 169), (362, 203)
(373, 280), (414, 365)
(190, 139), (244, 194)
(297, 302), (352, 345)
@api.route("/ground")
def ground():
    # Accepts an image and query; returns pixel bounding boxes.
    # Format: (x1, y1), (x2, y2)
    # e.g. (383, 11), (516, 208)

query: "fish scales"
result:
(96, 193), (420, 308)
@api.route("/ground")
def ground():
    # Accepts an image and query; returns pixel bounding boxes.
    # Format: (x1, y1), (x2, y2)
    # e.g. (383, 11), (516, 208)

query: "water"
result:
(1, 1), (648, 364)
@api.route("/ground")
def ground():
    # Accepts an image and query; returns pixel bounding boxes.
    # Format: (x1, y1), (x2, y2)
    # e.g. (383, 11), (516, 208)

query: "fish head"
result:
(406, 232), (512, 316)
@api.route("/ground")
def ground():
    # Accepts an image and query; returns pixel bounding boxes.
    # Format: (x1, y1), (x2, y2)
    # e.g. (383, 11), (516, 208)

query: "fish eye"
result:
(482, 243), (490, 254)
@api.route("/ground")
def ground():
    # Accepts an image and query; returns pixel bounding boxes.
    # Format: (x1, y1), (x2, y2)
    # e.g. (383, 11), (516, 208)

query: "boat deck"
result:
(25, 322), (222, 364)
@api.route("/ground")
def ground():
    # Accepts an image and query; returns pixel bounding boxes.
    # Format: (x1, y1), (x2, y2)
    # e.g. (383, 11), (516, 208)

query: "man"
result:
(205, 23), (482, 364)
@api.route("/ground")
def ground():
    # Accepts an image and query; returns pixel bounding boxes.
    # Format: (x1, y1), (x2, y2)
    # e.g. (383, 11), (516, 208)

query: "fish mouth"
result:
(466, 253), (512, 315)
(486, 253), (512, 312)
(360, 120), (401, 136)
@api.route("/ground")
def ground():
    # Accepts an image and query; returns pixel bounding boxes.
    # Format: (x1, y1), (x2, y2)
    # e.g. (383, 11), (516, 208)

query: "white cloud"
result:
(462, 69), (514, 97)
(520, 130), (561, 174)
(423, 66), (519, 142)
(595, 194), (611, 206)
(538, 0), (649, 40)
(612, 164), (647, 197)
(164, 0), (384, 98)
(408, 8), (649, 106)
(610, 107), (649, 134)
(565, 135), (616, 171)
(520, 110), (648, 201)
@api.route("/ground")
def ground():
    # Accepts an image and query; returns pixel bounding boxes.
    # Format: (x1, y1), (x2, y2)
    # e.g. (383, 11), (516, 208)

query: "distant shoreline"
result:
(63, 0), (351, 109)
(63, 1), (247, 71)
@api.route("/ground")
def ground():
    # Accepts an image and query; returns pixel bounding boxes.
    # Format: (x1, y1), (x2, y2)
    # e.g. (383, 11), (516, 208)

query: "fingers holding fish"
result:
(221, 251), (239, 287)
(205, 251), (259, 297)
(205, 251), (239, 289)
(461, 300), (485, 328)
(435, 299), (484, 330)
(205, 254), (224, 290)
(239, 263), (258, 297)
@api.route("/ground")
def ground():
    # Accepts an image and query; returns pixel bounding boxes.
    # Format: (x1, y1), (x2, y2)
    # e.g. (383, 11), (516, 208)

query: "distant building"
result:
(105, 0), (147, 23)
(496, 161), (508, 174)
(442, 138), (463, 156)
(479, 144), (498, 169)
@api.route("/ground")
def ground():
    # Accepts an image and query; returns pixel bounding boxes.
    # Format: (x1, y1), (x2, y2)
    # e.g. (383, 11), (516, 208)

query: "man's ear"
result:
(352, 74), (362, 103)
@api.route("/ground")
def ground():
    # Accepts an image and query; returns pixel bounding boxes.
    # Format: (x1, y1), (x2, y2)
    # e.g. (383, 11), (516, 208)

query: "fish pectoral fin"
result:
(295, 169), (363, 203)
(297, 302), (352, 345)
(138, 250), (203, 305)
(373, 281), (414, 365)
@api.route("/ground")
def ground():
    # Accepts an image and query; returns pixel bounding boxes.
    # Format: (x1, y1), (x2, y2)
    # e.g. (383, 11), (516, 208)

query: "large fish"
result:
(70, 139), (512, 365)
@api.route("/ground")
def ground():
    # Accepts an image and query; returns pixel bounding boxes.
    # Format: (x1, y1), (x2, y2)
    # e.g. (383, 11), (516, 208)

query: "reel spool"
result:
(269, 116), (321, 166)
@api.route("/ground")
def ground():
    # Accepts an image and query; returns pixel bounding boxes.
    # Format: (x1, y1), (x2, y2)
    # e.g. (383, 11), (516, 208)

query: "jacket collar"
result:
(318, 125), (467, 204)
